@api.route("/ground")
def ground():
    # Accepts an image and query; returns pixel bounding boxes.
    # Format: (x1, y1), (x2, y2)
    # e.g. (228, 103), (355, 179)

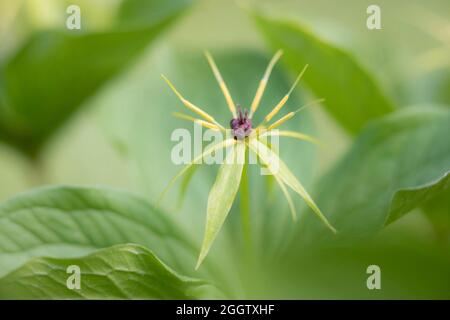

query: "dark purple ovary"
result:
(230, 106), (252, 140)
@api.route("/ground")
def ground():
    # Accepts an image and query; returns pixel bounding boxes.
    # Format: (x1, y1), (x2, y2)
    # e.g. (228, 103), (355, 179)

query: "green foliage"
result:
(252, 13), (395, 134)
(0, 0), (449, 300)
(300, 107), (450, 242)
(197, 142), (245, 268)
(0, 0), (191, 158)
(0, 244), (203, 299)
(0, 186), (197, 277)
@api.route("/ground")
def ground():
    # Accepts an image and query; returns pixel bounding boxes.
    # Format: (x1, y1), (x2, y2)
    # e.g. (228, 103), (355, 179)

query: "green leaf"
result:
(252, 12), (395, 134)
(0, 244), (203, 299)
(388, 172), (449, 224)
(197, 142), (245, 268)
(0, 0), (191, 157)
(300, 107), (450, 241)
(0, 186), (198, 277)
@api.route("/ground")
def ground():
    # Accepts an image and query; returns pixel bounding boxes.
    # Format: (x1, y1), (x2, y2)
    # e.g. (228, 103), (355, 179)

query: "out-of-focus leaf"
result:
(246, 236), (450, 299)
(0, 244), (204, 299)
(252, 13), (395, 135)
(300, 107), (450, 242)
(197, 142), (244, 269)
(117, 0), (193, 28)
(388, 171), (449, 224)
(0, 186), (198, 277)
(0, 0), (192, 157)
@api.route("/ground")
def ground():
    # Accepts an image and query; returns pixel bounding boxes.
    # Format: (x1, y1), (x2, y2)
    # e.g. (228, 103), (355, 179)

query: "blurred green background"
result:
(0, 0), (449, 299)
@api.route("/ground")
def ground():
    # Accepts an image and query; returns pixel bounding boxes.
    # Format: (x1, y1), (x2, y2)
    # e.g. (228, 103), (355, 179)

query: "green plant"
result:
(160, 50), (336, 268)
(0, 0), (448, 299)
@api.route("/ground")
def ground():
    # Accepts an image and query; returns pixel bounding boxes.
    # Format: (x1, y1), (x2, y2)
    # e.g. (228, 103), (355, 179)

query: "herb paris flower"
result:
(160, 50), (337, 269)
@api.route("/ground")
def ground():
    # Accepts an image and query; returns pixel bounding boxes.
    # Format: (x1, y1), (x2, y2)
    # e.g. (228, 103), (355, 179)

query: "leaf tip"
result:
(156, 187), (170, 209)
(204, 50), (212, 59)
(195, 252), (206, 270)
(329, 224), (338, 234)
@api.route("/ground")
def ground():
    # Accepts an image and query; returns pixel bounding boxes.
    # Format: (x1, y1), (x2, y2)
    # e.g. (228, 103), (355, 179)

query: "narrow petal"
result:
(162, 74), (223, 129)
(259, 130), (323, 146)
(196, 142), (246, 269)
(273, 174), (297, 221)
(204, 51), (237, 117)
(172, 112), (222, 131)
(176, 165), (198, 210)
(263, 64), (308, 122)
(158, 139), (237, 204)
(260, 98), (324, 130)
(248, 138), (337, 233)
(267, 112), (295, 130)
(249, 50), (283, 117)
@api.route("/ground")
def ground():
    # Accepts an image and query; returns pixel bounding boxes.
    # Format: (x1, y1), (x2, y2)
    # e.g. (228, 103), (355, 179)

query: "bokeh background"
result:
(0, 0), (449, 299)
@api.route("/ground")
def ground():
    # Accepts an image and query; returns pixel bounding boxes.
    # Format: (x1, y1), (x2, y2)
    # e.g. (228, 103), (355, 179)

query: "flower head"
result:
(160, 50), (337, 269)
(230, 106), (252, 140)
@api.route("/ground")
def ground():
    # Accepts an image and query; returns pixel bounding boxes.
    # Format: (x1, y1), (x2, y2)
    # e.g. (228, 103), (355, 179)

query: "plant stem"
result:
(240, 161), (251, 256)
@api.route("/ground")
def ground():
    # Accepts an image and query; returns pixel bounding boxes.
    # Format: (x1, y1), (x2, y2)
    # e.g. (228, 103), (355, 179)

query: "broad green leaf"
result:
(248, 138), (336, 233)
(388, 171), (449, 224)
(0, 186), (198, 277)
(0, 244), (203, 299)
(0, 0), (191, 157)
(197, 142), (245, 268)
(300, 107), (450, 241)
(252, 12), (395, 134)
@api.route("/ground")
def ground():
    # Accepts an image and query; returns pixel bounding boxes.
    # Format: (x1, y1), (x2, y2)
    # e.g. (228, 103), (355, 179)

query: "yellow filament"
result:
(264, 95), (289, 123)
(263, 64), (309, 123)
(204, 51), (236, 117)
(260, 130), (323, 146)
(172, 112), (221, 131)
(250, 50), (283, 116)
(267, 112), (294, 130)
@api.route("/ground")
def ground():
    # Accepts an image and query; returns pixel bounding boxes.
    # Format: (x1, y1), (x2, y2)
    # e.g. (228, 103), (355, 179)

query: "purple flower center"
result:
(230, 106), (252, 140)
